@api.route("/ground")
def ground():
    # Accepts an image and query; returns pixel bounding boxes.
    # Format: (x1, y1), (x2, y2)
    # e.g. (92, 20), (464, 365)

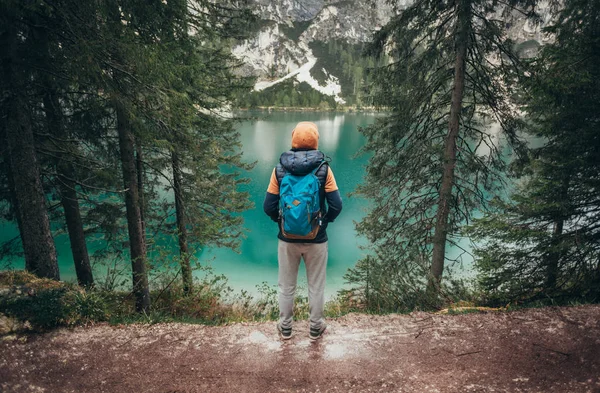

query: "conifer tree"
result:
(1, 1), (60, 280)
(351, 0), (532, 307)
(34, 24), (95, 288)
(143, 5), (255, 294)
(468, 0), (600, 303)
(0, 0), (121, 284)
(90, 0), (255, 296)
(0, 0), (255, 307)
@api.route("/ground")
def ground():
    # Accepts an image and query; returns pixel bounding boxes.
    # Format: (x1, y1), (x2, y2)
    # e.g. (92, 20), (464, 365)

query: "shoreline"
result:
(235, 106), (389, 114)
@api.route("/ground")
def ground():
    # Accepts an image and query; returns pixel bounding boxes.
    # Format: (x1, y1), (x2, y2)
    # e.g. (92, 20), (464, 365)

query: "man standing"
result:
(263, 121), (343, 340)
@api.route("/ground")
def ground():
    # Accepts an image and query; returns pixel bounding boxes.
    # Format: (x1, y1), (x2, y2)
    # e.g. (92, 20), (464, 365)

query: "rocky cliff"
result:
(232, 0), (554, 104)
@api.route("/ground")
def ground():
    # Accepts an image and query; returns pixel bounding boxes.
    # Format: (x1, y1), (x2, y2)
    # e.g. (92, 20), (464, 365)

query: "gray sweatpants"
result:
(278, 240), (328, 330)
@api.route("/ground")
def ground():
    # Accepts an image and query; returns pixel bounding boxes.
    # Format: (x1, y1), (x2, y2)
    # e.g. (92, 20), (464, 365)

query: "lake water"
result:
(0, 111), (378, 299)
(194, 110), (479, 296)
(201, 111), (376, 298)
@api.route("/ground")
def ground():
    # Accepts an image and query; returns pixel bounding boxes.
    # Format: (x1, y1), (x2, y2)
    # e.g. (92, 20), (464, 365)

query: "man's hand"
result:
(263, 192), (280, 222)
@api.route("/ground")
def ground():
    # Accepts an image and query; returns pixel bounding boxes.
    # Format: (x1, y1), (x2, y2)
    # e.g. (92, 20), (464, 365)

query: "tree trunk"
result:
(546, 176), (569, 291)
(59, 174), (94, 287)
(116, 99), (150, 312)
(172, 150), (193, 294)
(596, 256), (600, 285)
(3, 153), (25, 249)
(546, 219), (563, 290)
(135, 139), (146, 229)
(429, 0), (470, 293)
(36, 25), (93, 286)
(5, 102), (59, 279)
(2, 25), (59, 280)
(42, 89), (94, 287)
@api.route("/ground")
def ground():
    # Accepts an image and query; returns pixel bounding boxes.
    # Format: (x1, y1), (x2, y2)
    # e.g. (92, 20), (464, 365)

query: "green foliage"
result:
(343, 255), (480, 313)
(63, 291), (109, 325)
(350, 0), (530, 309)
(148, 266), (233, 324)
(309, 39), (379, 106)
(0, 271), (46, 287)
(235, 79), (337, 109)
(0, 0), (257, 302)
(0, 268), (333, 330)
(323, 294), (361, 318)
(251, 282), (280, 320)
(228, 281), (309, 322)
(0, 272), (108, 329)
(1, 288), (70, 330)
(468, 0), (600, 306)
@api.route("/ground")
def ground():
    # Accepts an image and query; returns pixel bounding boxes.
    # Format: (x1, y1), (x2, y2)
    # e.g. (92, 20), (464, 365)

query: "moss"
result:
(0, 270), (64, 291)
(0, 270), (108, 330)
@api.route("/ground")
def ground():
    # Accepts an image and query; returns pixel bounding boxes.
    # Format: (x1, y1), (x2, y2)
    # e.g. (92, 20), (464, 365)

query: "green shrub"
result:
(0, 287), (70, 330)
(0, 270), (111, 330)
(63, 291), (109, 326)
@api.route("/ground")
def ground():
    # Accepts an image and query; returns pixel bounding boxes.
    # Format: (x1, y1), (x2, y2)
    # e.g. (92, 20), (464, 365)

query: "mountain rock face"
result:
(233, 0), (553, 103)
(249, 0), (397, 41)
(251, 0), (325, 22)
(232, 24), (310, 80)
(233, 0), (398, 103)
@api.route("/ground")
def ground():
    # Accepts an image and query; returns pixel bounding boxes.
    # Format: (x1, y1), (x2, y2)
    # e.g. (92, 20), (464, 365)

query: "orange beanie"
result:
(291, 121), (319, 149)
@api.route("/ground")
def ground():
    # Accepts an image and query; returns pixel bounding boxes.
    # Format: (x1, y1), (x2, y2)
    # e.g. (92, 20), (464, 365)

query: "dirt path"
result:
(1, 305), (599, 393)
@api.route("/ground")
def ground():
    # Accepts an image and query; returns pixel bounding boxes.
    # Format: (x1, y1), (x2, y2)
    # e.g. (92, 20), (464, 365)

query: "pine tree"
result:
(468, 0), (600, 304)
(0, 0), (256, 308)
(351, 0), (532, 308)
(160, 37), (254, 293)
(34, 24), (95, 287)
(1, 1), (60, 280)
(1, 0), (125, 285)
(100, 0), (255, 295)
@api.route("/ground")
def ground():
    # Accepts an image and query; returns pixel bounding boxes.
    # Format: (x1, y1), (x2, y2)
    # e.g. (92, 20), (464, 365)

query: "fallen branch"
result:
(456, 350), (482, 357)
(532, 343), (570, 357)
(437, 306), (506, 314)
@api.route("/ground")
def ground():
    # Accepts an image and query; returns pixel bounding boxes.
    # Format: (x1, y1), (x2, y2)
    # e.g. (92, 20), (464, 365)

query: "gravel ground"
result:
(1, 305), (599, 393)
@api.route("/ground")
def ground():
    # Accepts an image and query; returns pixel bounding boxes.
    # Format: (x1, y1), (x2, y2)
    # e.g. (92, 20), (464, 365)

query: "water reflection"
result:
(315, 115), (344, 152)
(0, 111), (376, 296)
(202, 111), (375, 298)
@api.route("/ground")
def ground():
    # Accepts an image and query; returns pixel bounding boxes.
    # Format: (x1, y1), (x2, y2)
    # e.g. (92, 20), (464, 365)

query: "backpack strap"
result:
(311, 160), (327, 176)
(275, 163), (286, 185)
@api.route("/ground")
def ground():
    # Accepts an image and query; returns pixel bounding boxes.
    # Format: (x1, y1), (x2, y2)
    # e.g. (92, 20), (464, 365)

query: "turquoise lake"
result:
(0, 111), (381, 299)
(201, 111), (376, 298)
(0, 111), (483, 298)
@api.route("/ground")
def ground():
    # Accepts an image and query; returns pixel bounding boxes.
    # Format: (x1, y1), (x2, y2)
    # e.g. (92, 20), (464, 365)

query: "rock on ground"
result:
(1, 305), (599, 393)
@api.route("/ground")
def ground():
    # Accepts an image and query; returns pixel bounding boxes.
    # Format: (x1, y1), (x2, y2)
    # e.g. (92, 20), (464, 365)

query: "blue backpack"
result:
(279, 161), (326, 239)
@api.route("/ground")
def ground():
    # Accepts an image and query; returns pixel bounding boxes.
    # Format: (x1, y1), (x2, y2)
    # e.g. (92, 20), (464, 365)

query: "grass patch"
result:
(0, 271), (108, 330)
(4, 270), (594, 334)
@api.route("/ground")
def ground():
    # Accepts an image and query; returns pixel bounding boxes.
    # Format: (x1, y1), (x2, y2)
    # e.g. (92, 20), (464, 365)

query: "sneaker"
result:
(309, 324), (327, 340)
(277, 323), (293, 340)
